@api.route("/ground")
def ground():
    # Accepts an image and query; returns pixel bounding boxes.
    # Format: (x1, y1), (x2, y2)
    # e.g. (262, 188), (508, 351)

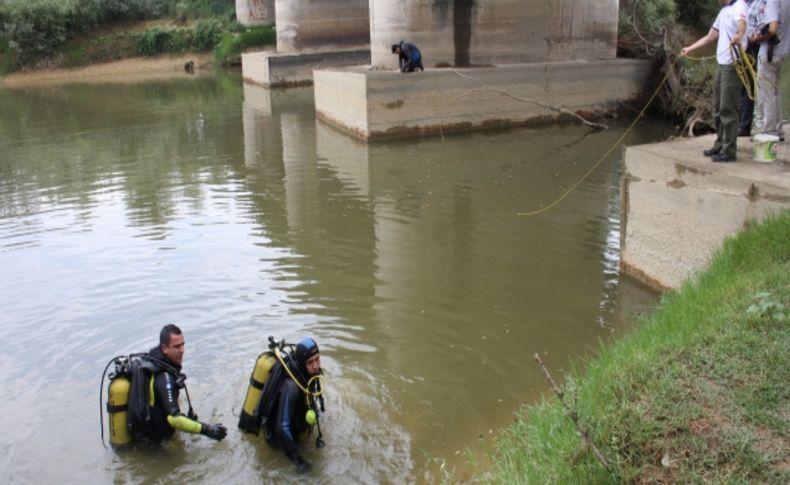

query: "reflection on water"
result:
(0, 73), (666, 483)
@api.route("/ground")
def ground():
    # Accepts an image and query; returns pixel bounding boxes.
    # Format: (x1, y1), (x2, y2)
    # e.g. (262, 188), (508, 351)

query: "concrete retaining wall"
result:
(370, 0), (618, 69)
(621, 132), (790, 290)
(242, 50), (371, 87)
(314, 59), (650, 140)
(236, 0), (275, 26)
(314, 68), (369, 136)
(275, 0), (369, 52)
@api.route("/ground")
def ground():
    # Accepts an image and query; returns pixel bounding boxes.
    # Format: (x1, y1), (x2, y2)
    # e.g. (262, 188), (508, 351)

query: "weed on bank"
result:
(0, 0), (275, 72)
(488, 211), (789, 484)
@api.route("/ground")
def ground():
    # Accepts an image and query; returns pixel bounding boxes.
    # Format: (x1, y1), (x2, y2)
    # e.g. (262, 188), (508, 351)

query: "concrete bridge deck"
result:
(621, 130), (790, 291)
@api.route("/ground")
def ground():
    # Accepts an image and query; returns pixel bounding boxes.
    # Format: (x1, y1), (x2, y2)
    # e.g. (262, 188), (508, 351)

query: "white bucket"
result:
(752, 134), (781, 163)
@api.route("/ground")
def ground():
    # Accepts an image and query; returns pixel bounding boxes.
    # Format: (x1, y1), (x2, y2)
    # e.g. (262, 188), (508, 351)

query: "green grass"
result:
(0, 20), (275, 72)
(0, 38), (15, 74)
(57, 31), (138, 68)
(213, 25), (276, 66)
(486, 211), (790, 484)
(0, 11), (268, 72)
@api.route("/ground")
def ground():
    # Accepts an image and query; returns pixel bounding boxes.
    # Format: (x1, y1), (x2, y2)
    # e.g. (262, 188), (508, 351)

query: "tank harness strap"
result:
(106, 403), (128, 413)
(148, 375), (155, 407)
(250, 376), (265, 390)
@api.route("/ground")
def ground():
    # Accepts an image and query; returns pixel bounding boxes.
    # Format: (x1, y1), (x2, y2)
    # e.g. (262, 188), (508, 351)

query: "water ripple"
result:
(0, 80), (666, 484)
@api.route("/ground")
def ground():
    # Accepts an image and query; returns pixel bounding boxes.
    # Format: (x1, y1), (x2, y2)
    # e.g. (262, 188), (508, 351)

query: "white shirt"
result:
(747, 0), (767, 37)
(761, 0), (790, 60)
(713, 0), (748, 64)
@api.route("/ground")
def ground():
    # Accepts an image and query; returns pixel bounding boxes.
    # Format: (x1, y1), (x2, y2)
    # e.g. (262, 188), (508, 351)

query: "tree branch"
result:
(534, 353), (611, 468)
(451, 70), (607, 130)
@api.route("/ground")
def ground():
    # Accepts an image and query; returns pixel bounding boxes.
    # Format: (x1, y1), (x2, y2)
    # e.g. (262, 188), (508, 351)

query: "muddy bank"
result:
(0, 53), (217, 87)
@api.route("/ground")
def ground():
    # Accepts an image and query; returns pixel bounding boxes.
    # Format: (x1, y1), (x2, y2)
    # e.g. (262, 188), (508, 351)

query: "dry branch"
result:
(534, 353), (611, 468)
(451, 70), (608, 130)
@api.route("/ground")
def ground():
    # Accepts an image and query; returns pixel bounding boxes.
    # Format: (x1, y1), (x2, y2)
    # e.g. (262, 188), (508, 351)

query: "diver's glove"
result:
(200, 422), (227, 441)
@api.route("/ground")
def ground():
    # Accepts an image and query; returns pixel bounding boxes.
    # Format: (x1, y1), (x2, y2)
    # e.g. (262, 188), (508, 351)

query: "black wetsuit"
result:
(398, 41), (423, 72)
(269, 378), (311, 466)
(146, 346), (200, 441)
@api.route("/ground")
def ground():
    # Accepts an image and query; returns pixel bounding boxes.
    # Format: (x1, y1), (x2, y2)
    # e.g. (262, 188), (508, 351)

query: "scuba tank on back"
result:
(238, 336), (325, 449)
(100, 353), (183, 448)
(238, 351), (277, 433)
(106, 357), (132, 448)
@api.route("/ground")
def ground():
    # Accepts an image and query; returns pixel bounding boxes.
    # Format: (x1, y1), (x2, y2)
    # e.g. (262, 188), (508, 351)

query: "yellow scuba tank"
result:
(238, 351), (277, 433)
(107, 372), (131, 447)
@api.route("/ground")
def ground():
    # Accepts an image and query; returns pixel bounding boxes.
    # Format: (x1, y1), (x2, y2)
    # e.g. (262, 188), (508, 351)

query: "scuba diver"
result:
(101, 324), (227, 447)
(238, 336), (325, 473)
(145, 324), (227, 442)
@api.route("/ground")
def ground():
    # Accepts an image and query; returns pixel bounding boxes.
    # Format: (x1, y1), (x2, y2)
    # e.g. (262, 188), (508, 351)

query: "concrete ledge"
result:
(242, 49), (370, 88)
(621, 131), (790, 291)
(313, 59), (652, 140)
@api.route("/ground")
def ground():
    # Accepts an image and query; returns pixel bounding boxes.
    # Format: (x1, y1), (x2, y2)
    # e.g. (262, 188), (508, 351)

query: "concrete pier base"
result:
(242, 49), (370, 87)
(313, 59), (651, 140)
(621, 130), (790, 291)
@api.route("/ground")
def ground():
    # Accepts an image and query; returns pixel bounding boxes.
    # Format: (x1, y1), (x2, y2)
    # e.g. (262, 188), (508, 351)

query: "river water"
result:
(0, 72), (668, 483)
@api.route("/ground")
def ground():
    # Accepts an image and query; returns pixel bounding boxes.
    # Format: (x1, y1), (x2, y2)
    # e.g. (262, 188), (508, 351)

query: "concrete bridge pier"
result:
(314, 0), (650, 141)
(241, 0), (370, 87)
(368, 0), (618, 69)
(236, 0), (275, 26)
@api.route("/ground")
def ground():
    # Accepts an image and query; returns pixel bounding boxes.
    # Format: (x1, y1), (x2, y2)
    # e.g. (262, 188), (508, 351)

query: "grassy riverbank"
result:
(486, 211), (789, 483)
(0, 0), (275, 73)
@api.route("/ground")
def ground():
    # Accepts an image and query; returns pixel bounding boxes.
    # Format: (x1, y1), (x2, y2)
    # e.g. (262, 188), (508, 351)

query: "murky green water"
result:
(0, 73), (668, 483)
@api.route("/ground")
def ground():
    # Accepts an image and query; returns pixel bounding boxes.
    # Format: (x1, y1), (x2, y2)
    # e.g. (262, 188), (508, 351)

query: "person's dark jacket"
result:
(147, 346), (199, 441)
(398, 41), (423, 72)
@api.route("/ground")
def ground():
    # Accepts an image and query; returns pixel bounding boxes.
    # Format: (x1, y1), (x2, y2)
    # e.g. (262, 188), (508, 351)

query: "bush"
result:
(0, 37), (16, 73)
(619, 0), (677, 54)
(620, 0), (723, 55)
(183, 0), (235, 19)
(135, 25), (195, 55)
(136, 27), (173, 55)
(0, 0), (78, 65)
(618, 0), (721, 133)
(676, 1), (720, 32)
(194, 17), (223, 51)
(214, 25), (276, 66)
(134, 20), (229, 56)
(83, 0), (169, 23)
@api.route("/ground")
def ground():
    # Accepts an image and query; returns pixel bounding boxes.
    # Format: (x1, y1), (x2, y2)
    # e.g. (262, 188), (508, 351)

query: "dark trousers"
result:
(712, 65), (741, 158)
(402, 60), (424, 72)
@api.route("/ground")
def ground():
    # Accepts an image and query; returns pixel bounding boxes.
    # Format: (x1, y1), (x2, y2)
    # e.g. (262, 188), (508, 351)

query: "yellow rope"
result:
(732, 44), (757, 100)
(517, 56), (684, 217)
(515, 52), (737, 217)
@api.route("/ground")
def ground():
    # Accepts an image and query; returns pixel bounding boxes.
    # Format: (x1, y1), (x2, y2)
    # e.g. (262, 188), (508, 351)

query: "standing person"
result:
(739, 0), (766, 136)
(681, 0), (748, 162)
(392, 41), (424, 72)
(751, 0), (790, 140)
(264, 338), (324, 473)
(137, 324), (227, 443)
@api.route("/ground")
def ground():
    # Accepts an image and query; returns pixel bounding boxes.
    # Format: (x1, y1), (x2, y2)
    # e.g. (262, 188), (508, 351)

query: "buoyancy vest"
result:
(239, 348), (310, 435)
(126, 356), (161, 441)
(127, 348), (184, 442)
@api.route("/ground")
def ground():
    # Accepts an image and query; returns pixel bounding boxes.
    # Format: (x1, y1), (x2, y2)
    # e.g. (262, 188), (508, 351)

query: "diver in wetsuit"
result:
(266, 338), (323, 472)
(145, 324), (227, 443)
